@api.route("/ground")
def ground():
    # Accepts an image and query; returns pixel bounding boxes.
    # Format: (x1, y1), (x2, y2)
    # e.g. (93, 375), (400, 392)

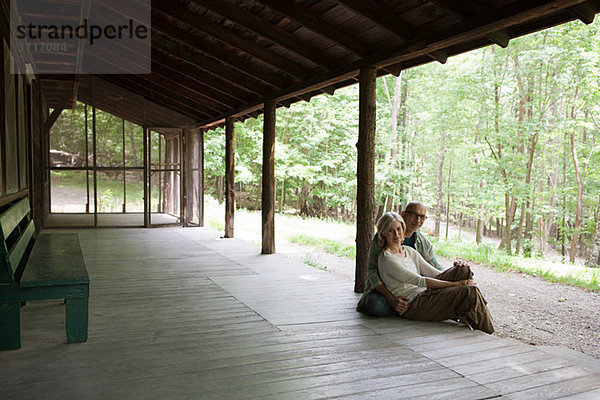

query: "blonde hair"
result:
(376, 212), (406, 249)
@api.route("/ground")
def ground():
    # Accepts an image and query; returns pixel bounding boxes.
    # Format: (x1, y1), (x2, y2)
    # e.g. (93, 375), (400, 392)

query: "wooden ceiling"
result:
(13, 0), (600, 130)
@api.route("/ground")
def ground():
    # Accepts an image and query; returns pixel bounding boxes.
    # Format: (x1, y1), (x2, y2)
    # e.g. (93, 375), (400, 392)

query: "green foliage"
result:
(521, 238), (535, 258)
(302, 254), (327, 271)
(51, 170), (151, 212)
(431, 237), (600, 291)
(288, 234), (356, 259)
(98, 189), (116, 213)
(208, 217), (224, 232)
(432, 239), (519, 270)
(51, 102), (144, 168)
(48, 19), (600, 265)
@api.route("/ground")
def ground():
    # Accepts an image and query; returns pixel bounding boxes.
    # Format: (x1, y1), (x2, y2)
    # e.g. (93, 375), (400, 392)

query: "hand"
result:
(453, 260), (470, 268)
(457, 279), (476, 286)
(454, 260), (474, 278)
(391, 296), (409, 313)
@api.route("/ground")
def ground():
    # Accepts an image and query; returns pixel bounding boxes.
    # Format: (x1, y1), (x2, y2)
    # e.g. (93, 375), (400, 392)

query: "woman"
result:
(376, 212), (494, 334)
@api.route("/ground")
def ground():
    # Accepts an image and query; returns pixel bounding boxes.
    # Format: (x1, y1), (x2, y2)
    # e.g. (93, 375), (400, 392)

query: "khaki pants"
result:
(402, 265), (494, 334)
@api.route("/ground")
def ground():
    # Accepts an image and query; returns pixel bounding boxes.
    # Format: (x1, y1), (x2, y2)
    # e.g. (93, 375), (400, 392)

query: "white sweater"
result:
(378, 246), (440, 302)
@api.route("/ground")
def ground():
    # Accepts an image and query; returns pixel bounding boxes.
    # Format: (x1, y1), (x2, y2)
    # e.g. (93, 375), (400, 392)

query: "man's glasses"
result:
(405, 210), (427, 220)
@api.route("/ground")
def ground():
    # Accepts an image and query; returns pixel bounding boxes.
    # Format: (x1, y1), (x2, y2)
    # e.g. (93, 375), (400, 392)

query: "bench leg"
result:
(65, 297), (88, 343)
(0, 302), (21, 350)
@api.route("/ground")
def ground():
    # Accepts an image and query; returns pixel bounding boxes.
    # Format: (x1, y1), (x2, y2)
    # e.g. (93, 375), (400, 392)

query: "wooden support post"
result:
(224, 117), (235, 238)
(143, 127), (149, 228)
(262, 101), (276, 254)
(355, 68), (377, 293)
(199, 129), (205, 227)
(0, 36), (6, 198)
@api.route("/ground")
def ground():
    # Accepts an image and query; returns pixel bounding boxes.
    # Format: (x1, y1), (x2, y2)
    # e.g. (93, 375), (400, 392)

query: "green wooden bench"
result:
(0, 197), (89, 350)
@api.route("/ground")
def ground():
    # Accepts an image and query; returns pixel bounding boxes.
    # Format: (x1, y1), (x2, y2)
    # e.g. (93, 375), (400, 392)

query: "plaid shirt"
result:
(356, 231), (444, 311)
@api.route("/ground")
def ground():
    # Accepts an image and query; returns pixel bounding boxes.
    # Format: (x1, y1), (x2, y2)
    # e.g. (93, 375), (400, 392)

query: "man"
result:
(356, 201), (445, 316)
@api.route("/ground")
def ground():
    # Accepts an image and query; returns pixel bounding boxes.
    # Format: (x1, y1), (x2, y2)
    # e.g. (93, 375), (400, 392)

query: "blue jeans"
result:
(364, 291), (396, 317)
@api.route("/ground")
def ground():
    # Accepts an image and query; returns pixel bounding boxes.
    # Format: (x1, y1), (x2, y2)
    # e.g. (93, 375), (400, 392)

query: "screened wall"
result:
(46, 102), (192, 228)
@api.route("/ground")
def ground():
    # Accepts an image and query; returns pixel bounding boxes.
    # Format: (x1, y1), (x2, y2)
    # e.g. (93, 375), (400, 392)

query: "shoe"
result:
(459, 316), (474, 330)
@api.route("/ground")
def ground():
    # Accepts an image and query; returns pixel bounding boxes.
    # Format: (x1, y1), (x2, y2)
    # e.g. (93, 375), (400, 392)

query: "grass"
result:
(302, 253), (327, 270)
(432, 239), (519, 271)
(430, 237), (600, 291)
(288, 234), (356, 259)
(51, 170), (160, 213)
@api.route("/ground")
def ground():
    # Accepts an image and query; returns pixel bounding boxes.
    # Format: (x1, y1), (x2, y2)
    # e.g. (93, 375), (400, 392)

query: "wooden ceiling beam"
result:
(151, 14), (290, 89)
(133, 76), (223, 116)
(384, 65), (402, 77)
(152, 4), (314, 80)
(427, 50), (448, 64)
(321, 85), (337, 96)
(336, 0), (418, 40)
(70, 0), (91, 108)
(151, 34), (269, 96)
(569, 0), (600, 23)
(135, 73), (227, 115)
(192, 0), (343, 69)
(199, 69), (360, 128)
(486, 29), (511, 48)
(370, 0), (590, 70)
(150, 61), (242, 110)
(39, 74), (77, 82)
(428, 0), (478, 19)
(250, 0), (370, 56)
(430, 0), (512, 48)
(150, 50), (256, 104)
(99, 75), (211, 120)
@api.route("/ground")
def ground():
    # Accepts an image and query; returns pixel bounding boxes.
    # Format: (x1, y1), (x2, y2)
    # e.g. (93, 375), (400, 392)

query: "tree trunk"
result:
(128, 122), (138, 165)
(585, 195), (600, 268)
(511, 53), (530, 256)
(434, 131), (446, 237)
(502, 195), (518, 255)
(398, 74), (409, 206)
(445, 160), (452, 240)
(384, 74), (404, 210)
(569, 130), (583, 263)
(516, 132), (539, 254)
(515, 203), (526, 255)
(280, 177), (285, 212)
(496, 217), (502, 239)
(385, 194), (393, 212)
(487, 61), (516, 254)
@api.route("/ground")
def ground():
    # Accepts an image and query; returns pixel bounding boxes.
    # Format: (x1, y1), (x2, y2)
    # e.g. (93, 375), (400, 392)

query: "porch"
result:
(1, 228), (598, 399)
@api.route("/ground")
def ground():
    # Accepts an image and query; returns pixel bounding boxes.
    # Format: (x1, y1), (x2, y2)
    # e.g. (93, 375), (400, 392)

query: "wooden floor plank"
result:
(485, 365), (596, 395)
(503, 375), (600, 399)
(210, 367), (462, 400)
(1, 227), (598, 400)
(555, 388), (600, 399)
(339, 377), (498, 400)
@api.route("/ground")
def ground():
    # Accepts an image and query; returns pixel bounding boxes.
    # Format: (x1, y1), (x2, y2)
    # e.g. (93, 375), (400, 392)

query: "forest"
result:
(48, 19), (600, 266)
(203, 19), (600, 266)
